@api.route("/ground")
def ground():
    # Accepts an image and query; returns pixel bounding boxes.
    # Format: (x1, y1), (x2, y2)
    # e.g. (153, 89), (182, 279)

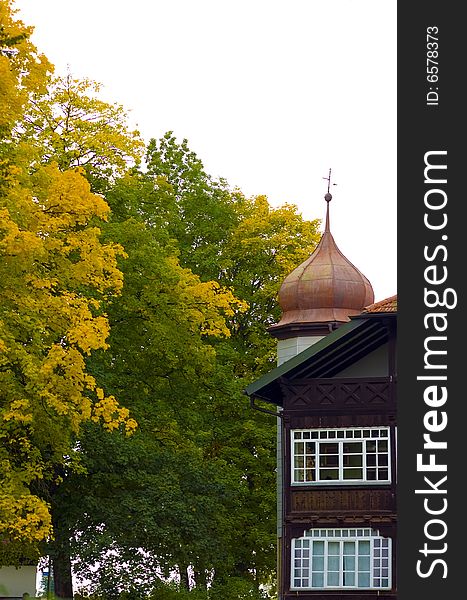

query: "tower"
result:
(245, 177), (397, 599)
(269, 174), (374, 365)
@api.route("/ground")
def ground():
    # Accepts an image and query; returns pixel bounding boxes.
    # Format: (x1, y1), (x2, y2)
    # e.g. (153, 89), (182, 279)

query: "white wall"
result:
(277, 335), (325, 366)
(0, 566), (36, 598)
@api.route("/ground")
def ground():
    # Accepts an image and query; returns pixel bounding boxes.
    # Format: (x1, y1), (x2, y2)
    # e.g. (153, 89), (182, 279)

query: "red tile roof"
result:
(362, 294), (397, 313)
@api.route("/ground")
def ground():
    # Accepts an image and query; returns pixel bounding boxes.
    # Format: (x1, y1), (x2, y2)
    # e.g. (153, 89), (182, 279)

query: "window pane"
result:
(305, 469), (314, 482)
(328, 542), (339, 555)
(343, 542), (355, 556)
(320, 454), (338, 467)
(343, 468), (363, 479)
(343, 572), (355, 586)
(343, 442), (362, 453)
(305, 442), (315, 453)
(343, 455), (363, 467)
(319, 468), (339, 480)
(295, 470), (304, 482)
(359, 541), (370, 554)
(378, 439), (388, 451)
(312, 573), (324, 587)
(343, 556), (355, 570)
(295, 456), (304, 468)
(328, 556), (339, 571)
(327, 572), (339, 586)
(358, 573), (370, 587)
(313, 541), (324, 556)
(378, 468), (389, 480)
(295, 442), (304, 454)
(313, 557), (324, 571)
(320, 443), (339, 454)
(358, 556), (370, 570)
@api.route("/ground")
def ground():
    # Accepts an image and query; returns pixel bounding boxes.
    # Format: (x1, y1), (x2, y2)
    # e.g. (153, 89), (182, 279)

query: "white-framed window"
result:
(292, 427), (391, 484)
(292, 528), (392, 590)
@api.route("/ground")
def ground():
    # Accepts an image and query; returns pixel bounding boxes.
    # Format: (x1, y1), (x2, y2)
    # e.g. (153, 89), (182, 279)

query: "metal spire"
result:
(322, 168), (337, 231)
(323, 167), (337, 196)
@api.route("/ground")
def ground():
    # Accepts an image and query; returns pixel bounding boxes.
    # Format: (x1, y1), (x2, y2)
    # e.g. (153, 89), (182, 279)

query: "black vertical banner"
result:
(398, 2), (463, 599)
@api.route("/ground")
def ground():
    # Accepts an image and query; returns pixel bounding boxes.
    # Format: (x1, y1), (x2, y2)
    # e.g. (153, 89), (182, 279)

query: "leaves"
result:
(0, 161), (132, 556)
(18, 73), (145, 191)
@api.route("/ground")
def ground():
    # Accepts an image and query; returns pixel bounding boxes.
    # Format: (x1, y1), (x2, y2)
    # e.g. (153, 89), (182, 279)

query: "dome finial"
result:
(322, 168), (337, 232)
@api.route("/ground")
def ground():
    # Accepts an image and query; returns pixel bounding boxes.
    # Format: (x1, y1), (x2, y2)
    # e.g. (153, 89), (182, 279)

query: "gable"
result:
(244, 313), (396, 406)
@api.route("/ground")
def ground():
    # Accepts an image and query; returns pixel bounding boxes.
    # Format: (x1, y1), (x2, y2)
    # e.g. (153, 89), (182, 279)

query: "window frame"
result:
(291, 426), (392, 485)
(291, 528), (392, 590)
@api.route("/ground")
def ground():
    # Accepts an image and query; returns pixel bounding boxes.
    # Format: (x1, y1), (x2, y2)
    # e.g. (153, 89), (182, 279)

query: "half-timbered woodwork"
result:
(245, 186), (397, 599)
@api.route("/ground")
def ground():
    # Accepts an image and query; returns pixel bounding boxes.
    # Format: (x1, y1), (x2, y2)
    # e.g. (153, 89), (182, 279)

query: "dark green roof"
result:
(244, 313), (395, 405)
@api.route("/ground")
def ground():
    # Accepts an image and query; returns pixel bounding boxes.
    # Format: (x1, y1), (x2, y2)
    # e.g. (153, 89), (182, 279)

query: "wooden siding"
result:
(290, 488), (395, 514)
(280, 377), (395, 414)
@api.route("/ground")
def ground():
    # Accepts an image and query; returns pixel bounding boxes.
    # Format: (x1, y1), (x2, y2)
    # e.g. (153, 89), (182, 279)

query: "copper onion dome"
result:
(269, 184), (374, 335)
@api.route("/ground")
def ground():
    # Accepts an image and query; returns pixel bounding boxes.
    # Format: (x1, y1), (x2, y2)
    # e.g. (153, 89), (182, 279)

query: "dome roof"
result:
(270, 191), (374, 333)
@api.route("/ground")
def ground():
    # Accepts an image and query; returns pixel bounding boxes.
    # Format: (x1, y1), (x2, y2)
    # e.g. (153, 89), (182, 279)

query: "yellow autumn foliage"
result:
(0, 164), (134, 552)
(0, 0), (51, 133)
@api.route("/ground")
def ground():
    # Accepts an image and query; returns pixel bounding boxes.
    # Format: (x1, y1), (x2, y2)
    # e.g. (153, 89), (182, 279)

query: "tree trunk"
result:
(179, 564), (190, 591)
(51, 512), (74, 599)
(193, 565), (207, 590)
(53, 550), (73, 599)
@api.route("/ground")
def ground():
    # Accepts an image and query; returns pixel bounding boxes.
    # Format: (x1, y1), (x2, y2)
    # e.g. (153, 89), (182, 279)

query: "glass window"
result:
(292, 427), (391, 484)
(291, 529), (392, 590)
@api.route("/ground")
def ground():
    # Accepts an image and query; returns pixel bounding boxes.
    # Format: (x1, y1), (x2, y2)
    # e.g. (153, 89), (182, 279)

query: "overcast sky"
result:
(14, 0), (397, 302)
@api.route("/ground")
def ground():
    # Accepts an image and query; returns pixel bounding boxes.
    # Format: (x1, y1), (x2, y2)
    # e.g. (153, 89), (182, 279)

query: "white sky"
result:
(14, 0), (397, 302)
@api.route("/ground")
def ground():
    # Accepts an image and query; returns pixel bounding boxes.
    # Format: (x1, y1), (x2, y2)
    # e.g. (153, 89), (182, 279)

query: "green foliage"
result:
(1, 4), (322, 592)
(62, 134), (320, 595)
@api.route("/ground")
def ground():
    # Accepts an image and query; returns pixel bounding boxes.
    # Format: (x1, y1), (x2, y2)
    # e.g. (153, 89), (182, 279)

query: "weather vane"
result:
(323, 168), (337, 196)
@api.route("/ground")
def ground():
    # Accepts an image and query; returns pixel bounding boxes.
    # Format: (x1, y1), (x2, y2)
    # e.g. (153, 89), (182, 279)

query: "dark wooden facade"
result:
(246, 310), (397, 599)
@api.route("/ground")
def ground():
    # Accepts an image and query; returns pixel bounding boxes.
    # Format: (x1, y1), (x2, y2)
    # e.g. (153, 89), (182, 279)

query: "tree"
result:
(18, 73), (145, 192)
(146, 132), (243, 281)
(143, 134), (321, 590)
(0, 163), (136, 566)
(145, 134), (320, 374)
(46, 173), (247, 595)
(1, 3), (146, 576)
(64, 144), (320, 594)
(0, 0), (50, 132)
(1, 2), (322, 589)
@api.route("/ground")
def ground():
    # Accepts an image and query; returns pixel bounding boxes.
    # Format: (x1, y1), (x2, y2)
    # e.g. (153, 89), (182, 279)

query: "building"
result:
(245, 187), (397, 599)
(0, 565), (37, 599)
